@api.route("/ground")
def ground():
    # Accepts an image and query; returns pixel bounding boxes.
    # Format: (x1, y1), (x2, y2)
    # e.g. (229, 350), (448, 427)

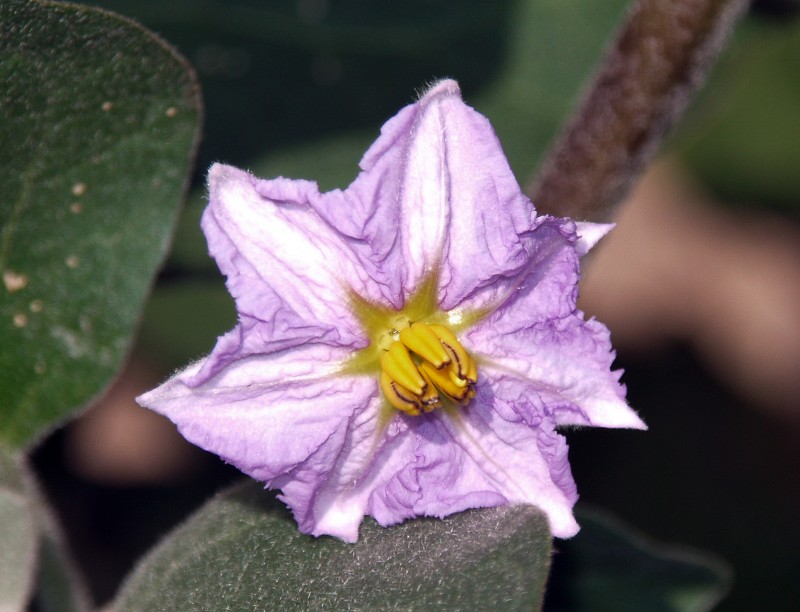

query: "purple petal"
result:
(139, 344), (368, 478)
(361, 384), (581, 537)
(400, 81), (543, 310)
(292, 389), (582, 539)
(138, 343), (385, 540)
(311, 80), (541, 310)
(468, 312), (645, 430)
(457, 211), (642, 430)
(194, 164), (380, 380)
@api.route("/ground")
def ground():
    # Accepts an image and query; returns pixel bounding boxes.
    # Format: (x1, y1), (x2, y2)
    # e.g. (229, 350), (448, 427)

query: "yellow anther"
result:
(447, 365), (467, 388)
(429, 324), (476, 382)
(381, 342), (426, 395)
(379, 322), (477, 415)
(417, 368), (443, 412)
(399, 323), (451, 369)
(380, 371), (421, 416)
(420, 361), (473, 401)
(465, 354), (478, 385)
(380, 369), (442, 416)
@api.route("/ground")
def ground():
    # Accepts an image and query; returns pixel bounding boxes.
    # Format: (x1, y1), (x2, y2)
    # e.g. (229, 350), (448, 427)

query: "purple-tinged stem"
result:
(528, 0), (749, 221)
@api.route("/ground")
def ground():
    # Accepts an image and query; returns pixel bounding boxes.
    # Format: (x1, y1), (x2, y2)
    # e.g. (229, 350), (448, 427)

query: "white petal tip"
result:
(312, 498), (365, 543)
(207, 162), (228, 184)
(606, 410), (648, 430)
(575, 222), (614, 256)
(549, 512), (580, 539)
(420, 79), (461, 101)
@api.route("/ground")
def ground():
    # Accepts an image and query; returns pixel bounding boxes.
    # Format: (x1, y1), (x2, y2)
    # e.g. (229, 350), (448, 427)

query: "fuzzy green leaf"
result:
(0, 0), (201, 447)
(0, 447), (38, 611)
(115, 481), (552, 611)
(31, 506), (91, 612)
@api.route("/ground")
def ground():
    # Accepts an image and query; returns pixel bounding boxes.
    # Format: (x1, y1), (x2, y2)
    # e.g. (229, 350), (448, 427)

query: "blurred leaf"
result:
(245, 0), (631, 184)
(89, 0), (629, 182)
(478, 0), (629, 180)
(0, 446), (38, 611)
(0, 0), (201, 447)
(90, 0), (515, 174)
(0, 446), (90, 612)
(31, 506), (92, 612)
(545, 509), (732, 612)
(115, 480), (552, 611)
(678, 16), (800, 211)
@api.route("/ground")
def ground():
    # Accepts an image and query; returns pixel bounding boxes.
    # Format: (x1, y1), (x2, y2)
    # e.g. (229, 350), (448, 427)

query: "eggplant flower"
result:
(138, 79), (645, 542)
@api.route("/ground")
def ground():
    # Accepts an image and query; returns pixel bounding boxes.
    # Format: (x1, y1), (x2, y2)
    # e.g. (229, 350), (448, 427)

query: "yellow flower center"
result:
(343, 267), (485, 418)
(379, 322), (478, 416)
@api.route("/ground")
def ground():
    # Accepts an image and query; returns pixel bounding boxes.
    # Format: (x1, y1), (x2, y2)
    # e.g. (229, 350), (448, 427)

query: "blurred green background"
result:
(31, 0), (800, 609)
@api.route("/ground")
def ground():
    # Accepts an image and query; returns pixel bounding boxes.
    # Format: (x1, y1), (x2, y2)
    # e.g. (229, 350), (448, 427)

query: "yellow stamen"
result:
(417, 367), (444, 412)
(380, 372), (421, 416)
(399, 323), (451, 368)
(420, 361), (472, 401)
(380, 342), (426, 395)
(429, 324), (477, 382)
(380, 322), (477, 415)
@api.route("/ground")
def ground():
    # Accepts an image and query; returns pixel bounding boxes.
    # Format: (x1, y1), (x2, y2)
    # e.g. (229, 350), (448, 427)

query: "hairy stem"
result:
(528, 0), (749, 221)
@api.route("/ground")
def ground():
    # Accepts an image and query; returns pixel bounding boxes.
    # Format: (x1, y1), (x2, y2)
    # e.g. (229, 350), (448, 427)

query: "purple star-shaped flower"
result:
(138, 79), (645, 542)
